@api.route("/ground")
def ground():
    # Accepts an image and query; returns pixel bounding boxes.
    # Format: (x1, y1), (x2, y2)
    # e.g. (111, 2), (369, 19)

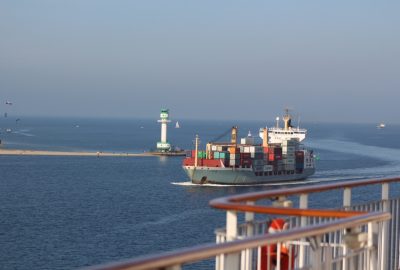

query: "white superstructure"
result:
(259, 109), (307, 144)
(157, 109), (171, 151)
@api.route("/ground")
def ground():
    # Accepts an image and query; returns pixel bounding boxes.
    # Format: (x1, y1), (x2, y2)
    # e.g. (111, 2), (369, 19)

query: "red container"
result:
(263, 147), (269, 154)
(182, 158), (205, 166)
(241, 153), (251, 159)
(241, 159), (252, 166)
(268, 154), (275, 161)
(203, 159), (223, 167)
(183, 157), (195, 166)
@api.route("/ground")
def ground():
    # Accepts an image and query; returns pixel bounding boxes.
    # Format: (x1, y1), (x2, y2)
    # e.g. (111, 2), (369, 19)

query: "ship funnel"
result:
(262, 128), (269, 147)
(283, 109), (292, 130)
(231, 126), (238, 145)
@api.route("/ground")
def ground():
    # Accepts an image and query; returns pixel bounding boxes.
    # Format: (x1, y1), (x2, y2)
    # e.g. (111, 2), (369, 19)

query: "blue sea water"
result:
(1, 117), (400, 269)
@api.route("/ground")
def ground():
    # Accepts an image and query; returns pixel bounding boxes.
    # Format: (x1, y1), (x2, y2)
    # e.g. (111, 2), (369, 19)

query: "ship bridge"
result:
(259, 127), (307, 144)
(88, 177), (400, 270)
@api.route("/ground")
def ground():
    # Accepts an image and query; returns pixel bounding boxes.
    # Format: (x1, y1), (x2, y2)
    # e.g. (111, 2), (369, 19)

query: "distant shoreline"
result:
(0, 149), (185, 157)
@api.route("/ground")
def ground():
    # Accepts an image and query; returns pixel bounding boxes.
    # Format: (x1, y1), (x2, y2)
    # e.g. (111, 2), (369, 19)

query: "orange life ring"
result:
(260, 218), (295, 270)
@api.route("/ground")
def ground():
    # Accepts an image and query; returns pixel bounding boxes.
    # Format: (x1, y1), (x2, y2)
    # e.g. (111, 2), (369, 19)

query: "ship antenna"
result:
(276, 117), (280, 128)
(297, 114), (301, 129)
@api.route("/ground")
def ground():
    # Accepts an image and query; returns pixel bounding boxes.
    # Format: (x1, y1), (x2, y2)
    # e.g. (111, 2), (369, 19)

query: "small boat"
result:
(175, 121), (180, 128)
(377, 123), (385, 129)
(6, 128), (12, 133)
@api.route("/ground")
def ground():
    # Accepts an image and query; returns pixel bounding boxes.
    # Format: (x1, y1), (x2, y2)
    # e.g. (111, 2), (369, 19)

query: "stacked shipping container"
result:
(185, 138), (305, 173)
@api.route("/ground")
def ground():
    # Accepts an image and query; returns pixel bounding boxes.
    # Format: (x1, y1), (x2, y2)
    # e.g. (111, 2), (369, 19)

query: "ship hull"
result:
(182, 166), (315, 185)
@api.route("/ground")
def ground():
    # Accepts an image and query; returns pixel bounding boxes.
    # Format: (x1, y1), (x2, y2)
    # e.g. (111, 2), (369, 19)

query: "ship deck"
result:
(86, 177), (400, 270)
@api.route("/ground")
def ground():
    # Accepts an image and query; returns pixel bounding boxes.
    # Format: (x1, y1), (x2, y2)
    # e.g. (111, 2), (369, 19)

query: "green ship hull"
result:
(182, 166), (315, 185)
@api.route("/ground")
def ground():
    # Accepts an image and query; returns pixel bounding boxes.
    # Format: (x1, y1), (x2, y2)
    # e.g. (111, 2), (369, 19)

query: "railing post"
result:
(380, 183), (389, 270)
(299, 193), (308, 268)
(310, 235), (322, 270)
(215, 233), (224, 270)
(368, 222), (378, 270)
(245, 201), (255, 270)
(342, 188), (352, 270)
(343, 187), (352, 209)
(225, 210), (239, 270)
(324, 246), (333, 270)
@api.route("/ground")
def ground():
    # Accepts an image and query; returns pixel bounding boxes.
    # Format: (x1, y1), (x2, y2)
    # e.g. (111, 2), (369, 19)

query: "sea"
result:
(1, 117), (400, 270)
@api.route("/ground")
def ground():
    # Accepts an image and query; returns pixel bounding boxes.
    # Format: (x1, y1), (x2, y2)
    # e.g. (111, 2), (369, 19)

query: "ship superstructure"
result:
(182, 113), (315, 185)
(259, 109), (306, 144)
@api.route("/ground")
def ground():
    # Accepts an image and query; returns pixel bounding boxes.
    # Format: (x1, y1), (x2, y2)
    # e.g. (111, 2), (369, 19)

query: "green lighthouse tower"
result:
(157, 109), (171, 152)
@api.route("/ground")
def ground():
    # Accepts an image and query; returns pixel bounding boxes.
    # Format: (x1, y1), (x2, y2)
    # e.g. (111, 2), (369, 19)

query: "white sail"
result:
(175, 121), (180, 128)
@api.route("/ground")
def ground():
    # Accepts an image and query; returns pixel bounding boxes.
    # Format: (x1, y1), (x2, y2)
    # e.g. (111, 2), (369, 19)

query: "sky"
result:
(1, 1), (399, 123)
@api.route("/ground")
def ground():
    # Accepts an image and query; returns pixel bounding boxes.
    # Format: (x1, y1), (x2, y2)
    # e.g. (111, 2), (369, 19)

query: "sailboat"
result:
(175, 121), (180, 128)
(377, 122), (385, 129)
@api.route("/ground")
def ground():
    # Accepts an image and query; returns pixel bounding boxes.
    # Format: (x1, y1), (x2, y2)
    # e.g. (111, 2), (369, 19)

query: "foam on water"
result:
(171, 175), (367, 187)
(309, 139), (400, 162)
(12, 130), (35, 137)
(309, 139), (400, 178)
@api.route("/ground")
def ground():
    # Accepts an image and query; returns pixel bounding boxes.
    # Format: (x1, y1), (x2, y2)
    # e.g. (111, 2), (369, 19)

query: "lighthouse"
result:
(157, 109), (171, 152)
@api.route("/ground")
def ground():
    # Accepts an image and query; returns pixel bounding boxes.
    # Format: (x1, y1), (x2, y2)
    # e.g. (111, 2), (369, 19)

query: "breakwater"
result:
(0, 149), (185, 157)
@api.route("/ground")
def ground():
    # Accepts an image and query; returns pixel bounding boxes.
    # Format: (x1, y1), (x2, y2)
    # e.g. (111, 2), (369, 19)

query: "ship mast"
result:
(231, 126), (237, 145)
(194, 134), (199, 168)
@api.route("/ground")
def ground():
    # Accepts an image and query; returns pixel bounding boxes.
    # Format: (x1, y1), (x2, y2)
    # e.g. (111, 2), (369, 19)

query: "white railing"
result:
(86, 177), (400, 270)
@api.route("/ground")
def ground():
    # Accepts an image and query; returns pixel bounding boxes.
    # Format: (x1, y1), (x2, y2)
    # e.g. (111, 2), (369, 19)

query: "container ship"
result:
(182, 111), (315, 185)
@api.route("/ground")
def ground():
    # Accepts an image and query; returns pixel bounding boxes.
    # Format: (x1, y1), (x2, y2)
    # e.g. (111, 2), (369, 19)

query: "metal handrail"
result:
(86, 212), (390, 270)
(210, 177), (400, 216)
(214, 177), (400, 202)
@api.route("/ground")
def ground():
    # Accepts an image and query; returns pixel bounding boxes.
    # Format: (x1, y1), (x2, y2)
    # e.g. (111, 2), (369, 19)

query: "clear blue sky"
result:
(1, 1), (399, 123)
